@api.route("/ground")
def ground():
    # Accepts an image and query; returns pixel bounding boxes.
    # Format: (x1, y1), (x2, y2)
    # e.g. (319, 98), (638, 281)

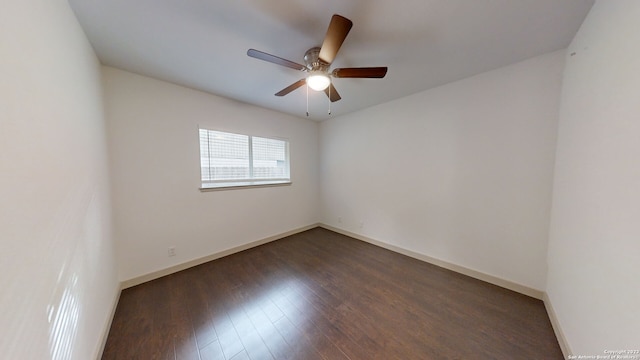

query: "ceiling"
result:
(69, 0), (594, 121)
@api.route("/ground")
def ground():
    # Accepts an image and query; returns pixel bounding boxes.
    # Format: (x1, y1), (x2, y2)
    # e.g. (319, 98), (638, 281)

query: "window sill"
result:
(199, 180), (291, 191)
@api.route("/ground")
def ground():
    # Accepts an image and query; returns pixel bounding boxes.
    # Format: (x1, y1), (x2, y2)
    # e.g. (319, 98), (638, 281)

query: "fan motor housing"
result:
(304, 47), (329, 72)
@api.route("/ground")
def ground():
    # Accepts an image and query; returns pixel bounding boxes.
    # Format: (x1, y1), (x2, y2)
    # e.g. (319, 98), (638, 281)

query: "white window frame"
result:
(199, 128), (291, 191)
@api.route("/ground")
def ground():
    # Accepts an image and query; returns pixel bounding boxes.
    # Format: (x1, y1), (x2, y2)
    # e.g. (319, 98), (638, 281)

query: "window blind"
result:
(199, 129), (290, 185)
(199, 129), (249, 181)
(252, 136), (288, 179)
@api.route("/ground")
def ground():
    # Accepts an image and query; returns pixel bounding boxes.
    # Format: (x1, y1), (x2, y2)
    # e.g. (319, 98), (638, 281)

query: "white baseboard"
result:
(319, 223), (544, 300)
(120, 223), (320, 289)
(543, 292), (571, 358)
(95, 283), (121, 359)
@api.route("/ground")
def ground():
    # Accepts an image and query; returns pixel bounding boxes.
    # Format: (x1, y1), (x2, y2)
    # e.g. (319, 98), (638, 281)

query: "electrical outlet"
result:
(359, 221), (364, 229)
(168, 247), (176, 257)
(338, 217), (342, 224)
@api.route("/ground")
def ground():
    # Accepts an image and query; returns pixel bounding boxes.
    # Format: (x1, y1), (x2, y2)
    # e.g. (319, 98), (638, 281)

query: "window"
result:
(199, 128), (290, 190)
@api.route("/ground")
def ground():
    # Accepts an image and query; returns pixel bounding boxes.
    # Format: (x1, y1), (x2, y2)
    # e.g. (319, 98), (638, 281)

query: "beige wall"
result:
(0, 0), (119, 358)
(320, 51), (565, 291)
(547, 0), (640, 354)
(103, 67), (320, 282)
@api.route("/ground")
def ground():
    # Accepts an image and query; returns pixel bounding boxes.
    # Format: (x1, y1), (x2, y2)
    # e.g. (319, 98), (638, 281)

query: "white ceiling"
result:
(69, 0), (594, 121)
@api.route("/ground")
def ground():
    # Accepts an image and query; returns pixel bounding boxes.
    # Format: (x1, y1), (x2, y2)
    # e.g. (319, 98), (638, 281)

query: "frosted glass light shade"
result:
(306, 72), (330, 91)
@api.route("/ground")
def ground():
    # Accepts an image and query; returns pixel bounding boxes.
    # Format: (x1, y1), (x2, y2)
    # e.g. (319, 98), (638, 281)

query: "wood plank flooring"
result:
(102, 227), (563, 359)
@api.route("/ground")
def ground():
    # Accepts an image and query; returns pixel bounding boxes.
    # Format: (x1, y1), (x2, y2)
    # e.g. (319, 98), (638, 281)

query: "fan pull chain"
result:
(328, 82), (332, 115)
(306, 82), (309, 117)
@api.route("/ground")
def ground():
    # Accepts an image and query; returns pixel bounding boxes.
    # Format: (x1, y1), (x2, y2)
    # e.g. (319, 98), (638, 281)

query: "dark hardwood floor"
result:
(102, 227), (563, 359)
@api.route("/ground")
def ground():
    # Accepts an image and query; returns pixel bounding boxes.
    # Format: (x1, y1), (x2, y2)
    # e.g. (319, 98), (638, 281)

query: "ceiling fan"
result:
(247, 14), (388, 103)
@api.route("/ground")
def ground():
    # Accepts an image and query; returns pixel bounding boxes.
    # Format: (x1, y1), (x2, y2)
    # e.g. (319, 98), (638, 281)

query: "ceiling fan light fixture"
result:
(247, 14), (386, 104)
(306, 72), (330, 91)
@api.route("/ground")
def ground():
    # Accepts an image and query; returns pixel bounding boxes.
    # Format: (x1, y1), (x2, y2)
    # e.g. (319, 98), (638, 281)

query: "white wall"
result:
(320, 51), (565, 291)
(547, 0), (640, 354)
(103, 67), (319, 282)
(0, 1), (118, 359)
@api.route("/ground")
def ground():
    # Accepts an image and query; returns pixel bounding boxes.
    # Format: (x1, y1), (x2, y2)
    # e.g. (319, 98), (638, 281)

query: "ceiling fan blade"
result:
(247, 49), (306, 71)
(324, 83), (341, 102)
(332, 67), (388, 78)
(319, 15), (353, 65)
(275, 79), (306, 96)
